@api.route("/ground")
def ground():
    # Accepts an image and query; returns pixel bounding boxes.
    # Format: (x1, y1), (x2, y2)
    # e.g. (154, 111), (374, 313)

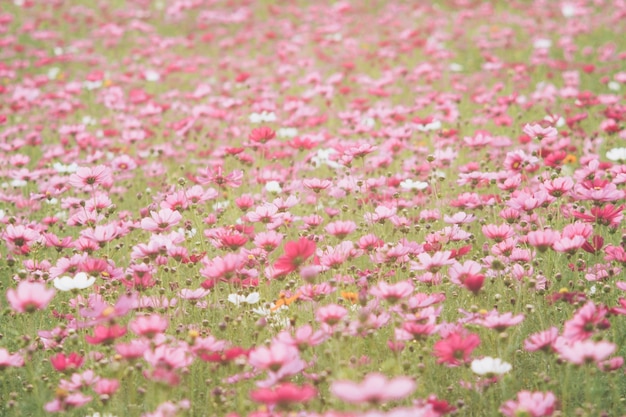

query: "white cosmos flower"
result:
(277, 127), (298, 138)
(249, 111), (276, 123)
(400, 179), (429, 191)
(53, 162), (79, 174)
(144, 70), (160, 82)
(53, 272), (96, 291)
(228, 292), (260, 307)
(606, 148), (626, 162)
(471, 357), (512, 376)
(265, 181), (282, 193)
(415, 119), (441, 132)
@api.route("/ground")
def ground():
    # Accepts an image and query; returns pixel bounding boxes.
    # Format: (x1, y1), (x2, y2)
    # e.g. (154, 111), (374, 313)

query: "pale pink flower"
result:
(248, 342), (305, 374)
(68, 165), (113, 190)
(527, 229), (560, 252)
(500, 391), (556, 417)
(0, 348), (24, 368)
(7, 281), (55, 313)
(130, 314), (169, 338)
(557, 339), (616, 365)
(141, 208), (182, 233)
(331, 373), (415, 404)
(370, 280), (414, 303)
(144, 345), (193, 369)
(524, 327), (559, 352)
(411, 251), (454, 273)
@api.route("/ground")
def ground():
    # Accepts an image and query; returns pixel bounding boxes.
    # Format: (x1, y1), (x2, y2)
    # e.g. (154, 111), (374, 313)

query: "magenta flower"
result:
(330, 373), (415, 404)
(250, 383), (317, 407)
(7, 281), (55, 313)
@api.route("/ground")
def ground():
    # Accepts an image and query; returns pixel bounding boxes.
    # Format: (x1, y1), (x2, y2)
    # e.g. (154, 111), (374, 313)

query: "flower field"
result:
(1, 1), (626, 416)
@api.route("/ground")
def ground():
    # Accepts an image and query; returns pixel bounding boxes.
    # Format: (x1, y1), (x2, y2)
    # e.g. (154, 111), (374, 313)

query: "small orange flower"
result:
(564, 154), (577, 164)
(340, 291), (358, 304)
(271, 292), (300, 311)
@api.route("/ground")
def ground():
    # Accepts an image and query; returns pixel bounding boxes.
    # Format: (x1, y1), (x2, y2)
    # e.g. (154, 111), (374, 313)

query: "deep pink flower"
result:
(248, 126), (276, 144)
(85, 324), (127, 345)
(250, 383), (317, 407)
(50, 352), (84, 372)
(433, 332), (481, 367)
(448, 261), (485, 294)
(273, 237), (316, 276)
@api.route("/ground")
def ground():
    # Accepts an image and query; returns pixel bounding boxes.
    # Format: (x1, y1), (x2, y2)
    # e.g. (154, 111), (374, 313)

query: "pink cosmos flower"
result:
(526, 229), (560, 252)
(50, 352), (84, 372)
(411, 251), (454, 273)
(552, 235), (585, 254)
(476, 310), (525, 331)
(0, 348), (25, 368)
(433, 332), (480, 367)
(248, 342), (305, 374)
(557, 339), (616, 365)
(481, 224), (515, 242)
(524, 327), (559, 352)
(141, 208), (182, 233)
(85, 324), (127, 345)
(250, 383), (317, 407)
(44, 392), (92, 413)
(197, 165), (243, 188)
(144, 345), (193, 369)
(316, 304), (348, 330)
(7, 281), (55, 313)
(130, 314), (169, 338)
(448, 260), (485, 294)
(562, 301), (609, 341)
(325, 220), (357, 238)
(331, 373), (415, 404)
(500, 391), (556, 417)
(303, 178), (332, 193)
(68, 165), (113, 191)
(275, 324), (328, 351)
(369, 280), (414, 303)
(115, 340), (150, 360)
(273, 237), (316, 276)
(3, 224), (41, 254)
(94, 378), (120, 396)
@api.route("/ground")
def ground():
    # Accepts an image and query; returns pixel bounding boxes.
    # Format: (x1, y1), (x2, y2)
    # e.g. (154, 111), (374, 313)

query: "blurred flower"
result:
(471, 357), (512, 376)
(7, 281), (55, 313)
(228, 292), (260, 306)
(53, 272), (96, 292)
(331, 373), (415, 404)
